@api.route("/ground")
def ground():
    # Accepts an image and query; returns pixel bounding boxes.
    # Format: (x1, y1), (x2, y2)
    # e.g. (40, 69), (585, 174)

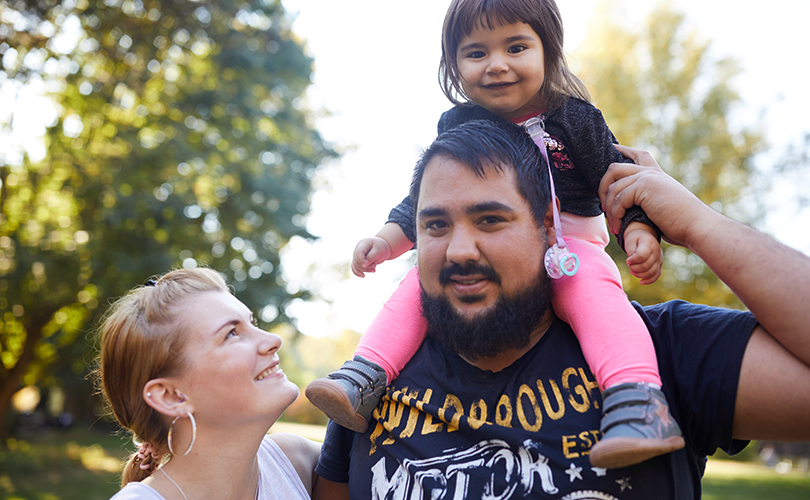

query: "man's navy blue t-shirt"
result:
(316, 301), (756, 499)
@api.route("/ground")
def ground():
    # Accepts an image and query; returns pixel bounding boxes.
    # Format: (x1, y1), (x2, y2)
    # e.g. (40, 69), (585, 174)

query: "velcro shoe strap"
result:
(602, 388), (651, 413)
(329, 359), (381, 386)
(600, 406), (648, 433)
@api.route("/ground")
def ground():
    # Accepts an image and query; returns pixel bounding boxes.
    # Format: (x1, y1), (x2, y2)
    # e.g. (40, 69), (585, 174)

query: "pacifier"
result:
(524, 116), (580, 280)
(544, 243), (580, 279)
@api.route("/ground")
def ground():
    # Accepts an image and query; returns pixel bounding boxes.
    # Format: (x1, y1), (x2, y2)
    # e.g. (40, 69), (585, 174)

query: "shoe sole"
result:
(588, 435), (685, 469)
(305, 379), (370, 433)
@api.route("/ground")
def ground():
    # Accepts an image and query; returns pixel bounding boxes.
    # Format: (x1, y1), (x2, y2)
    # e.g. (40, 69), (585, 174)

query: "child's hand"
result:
(351, 237), (393, 278)
(623, 222), (663, 285)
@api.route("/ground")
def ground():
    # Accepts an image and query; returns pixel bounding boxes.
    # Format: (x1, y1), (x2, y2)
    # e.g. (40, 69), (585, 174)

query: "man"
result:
(313, 120), (810, 499)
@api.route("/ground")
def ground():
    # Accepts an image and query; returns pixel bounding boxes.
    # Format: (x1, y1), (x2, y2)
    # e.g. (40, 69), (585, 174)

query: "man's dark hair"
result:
(409, 119), (552, 226)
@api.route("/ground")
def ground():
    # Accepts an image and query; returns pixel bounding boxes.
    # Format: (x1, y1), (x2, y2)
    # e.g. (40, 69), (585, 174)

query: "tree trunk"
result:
(0, 312), (48, 441)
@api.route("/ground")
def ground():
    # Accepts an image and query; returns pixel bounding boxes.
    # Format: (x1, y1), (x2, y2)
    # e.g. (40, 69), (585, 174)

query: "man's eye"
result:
(480, 215), (504, 225)
(226, 328), (239, 339)
(426, 220), (448, 231)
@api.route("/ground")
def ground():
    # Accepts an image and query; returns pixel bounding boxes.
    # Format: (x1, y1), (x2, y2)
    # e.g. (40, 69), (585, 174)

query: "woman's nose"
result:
(257, 329), (282, 355)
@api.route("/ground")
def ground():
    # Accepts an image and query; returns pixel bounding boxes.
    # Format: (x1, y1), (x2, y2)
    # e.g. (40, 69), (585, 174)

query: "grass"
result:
(703, 458), (810, 500)
(2, 428), (808, 499)
(1, 427), (128, 500)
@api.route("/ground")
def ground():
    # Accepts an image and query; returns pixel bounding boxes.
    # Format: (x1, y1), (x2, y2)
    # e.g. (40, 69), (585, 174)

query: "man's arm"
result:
(312, 476), (350, 500)
(599, 144), (810, 441)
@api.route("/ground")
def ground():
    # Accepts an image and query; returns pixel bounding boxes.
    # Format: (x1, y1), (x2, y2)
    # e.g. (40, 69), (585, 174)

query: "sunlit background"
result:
(281, 0), (810, 338)
(2, 0), (810, 496)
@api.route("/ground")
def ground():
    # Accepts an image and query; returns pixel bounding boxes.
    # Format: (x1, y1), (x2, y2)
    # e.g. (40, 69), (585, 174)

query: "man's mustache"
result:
(439, 263), (501, 286)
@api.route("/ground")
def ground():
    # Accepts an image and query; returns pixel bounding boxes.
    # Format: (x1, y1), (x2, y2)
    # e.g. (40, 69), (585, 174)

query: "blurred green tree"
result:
(0, 0), (335, 436)
(573, 1), (764, 307)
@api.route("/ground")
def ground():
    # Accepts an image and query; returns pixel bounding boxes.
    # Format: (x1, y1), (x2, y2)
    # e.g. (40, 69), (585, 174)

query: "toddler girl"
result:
(306, 0), (684, 470)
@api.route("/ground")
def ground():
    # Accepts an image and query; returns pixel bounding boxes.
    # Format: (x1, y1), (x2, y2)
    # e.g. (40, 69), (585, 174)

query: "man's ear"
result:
(543, 197), (560, 243)
(143, 380), (193, 418)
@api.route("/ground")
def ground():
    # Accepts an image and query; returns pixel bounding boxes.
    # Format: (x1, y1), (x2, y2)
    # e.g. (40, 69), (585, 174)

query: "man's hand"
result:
(599, 144), (713, 250)
(623, 222), (663, 285)
(351, 237), (392, 277)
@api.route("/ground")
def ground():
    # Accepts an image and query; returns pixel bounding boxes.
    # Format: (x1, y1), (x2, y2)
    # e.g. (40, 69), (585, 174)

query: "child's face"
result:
(456, 21), (545, 120)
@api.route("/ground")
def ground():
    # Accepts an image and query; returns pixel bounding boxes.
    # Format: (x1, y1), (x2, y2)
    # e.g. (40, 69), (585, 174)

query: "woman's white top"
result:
(109, 436), (310, 500)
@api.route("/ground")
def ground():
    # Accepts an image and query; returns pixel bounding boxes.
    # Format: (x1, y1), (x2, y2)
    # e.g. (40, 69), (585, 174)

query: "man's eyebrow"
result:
(466, 201), (514, 214)
(418, 207), (448, 219)
(418, 202), (514, 219)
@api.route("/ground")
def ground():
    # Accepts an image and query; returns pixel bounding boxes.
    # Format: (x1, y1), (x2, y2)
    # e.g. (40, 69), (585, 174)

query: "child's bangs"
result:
(452, 0), (537, 43)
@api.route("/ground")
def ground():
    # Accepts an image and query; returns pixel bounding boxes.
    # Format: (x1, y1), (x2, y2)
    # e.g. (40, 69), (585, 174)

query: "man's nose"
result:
(446, 225), (480, 264)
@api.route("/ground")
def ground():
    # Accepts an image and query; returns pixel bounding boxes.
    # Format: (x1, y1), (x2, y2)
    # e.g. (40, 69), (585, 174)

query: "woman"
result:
(98, 268), (319, 499)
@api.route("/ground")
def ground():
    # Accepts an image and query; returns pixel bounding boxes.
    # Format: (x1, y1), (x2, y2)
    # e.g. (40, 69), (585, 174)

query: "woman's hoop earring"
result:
(167, 412), (197, 457)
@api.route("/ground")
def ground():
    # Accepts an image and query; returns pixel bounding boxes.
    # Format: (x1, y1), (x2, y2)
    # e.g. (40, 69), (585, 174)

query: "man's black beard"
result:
(421, 263), (553, 361)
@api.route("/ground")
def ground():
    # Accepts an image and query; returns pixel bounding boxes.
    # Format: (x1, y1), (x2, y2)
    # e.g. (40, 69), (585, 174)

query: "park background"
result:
(1, 0), (809, 498)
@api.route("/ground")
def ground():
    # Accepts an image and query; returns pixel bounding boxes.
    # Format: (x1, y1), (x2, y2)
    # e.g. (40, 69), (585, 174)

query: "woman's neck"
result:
(145, 426), (266, 500)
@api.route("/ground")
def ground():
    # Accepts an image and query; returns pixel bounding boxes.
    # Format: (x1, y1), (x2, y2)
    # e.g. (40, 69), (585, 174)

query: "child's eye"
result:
(508, 45), (526, 54)
(465, 50), (485, 59)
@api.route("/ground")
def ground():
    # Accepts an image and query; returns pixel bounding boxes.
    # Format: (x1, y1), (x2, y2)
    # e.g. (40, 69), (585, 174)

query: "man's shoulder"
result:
(634, 300), (755, 330)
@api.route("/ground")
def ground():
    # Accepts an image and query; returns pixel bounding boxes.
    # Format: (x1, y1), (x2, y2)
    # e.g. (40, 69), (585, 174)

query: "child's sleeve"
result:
(384, 106), (507, 247)
(547, 99), (661, 251)
(387, 196), (416, 245)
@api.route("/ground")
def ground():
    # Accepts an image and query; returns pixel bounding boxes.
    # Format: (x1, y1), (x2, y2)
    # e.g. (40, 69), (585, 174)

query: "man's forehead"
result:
(420, 156), (518, 206)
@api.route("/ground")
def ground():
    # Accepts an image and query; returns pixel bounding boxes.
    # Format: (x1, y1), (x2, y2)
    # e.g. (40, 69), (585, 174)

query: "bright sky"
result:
(279, 0), (810, 338)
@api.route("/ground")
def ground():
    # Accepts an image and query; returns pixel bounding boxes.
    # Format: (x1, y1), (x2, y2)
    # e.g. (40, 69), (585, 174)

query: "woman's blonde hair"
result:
(439, 0), (591, 111)
(97, 268), (228, 485)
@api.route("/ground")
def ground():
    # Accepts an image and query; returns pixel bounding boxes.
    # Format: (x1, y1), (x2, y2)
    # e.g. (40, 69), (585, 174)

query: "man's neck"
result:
(460, 310), (555, 372)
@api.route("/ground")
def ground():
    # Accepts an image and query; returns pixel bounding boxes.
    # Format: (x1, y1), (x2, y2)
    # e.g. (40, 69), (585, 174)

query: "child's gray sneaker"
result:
(305, 355), (388, 433)
(589, 382), (685, 469)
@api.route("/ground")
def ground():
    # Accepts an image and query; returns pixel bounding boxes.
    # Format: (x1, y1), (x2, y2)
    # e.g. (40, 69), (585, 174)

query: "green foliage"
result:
(0, 0), (336, 433)
(0, 430), (125, 499)
(573, 0), (764, 307)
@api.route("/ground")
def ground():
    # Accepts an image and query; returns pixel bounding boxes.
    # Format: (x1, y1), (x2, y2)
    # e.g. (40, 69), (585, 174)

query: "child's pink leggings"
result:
(355, 214), (662, 390)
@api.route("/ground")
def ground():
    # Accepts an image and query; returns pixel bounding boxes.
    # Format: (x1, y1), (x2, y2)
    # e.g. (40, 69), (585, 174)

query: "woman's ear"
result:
(143, 380), (194, 418)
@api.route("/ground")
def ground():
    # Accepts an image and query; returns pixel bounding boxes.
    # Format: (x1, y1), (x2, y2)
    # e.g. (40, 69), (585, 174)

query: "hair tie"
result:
(135, 441), (161, 471)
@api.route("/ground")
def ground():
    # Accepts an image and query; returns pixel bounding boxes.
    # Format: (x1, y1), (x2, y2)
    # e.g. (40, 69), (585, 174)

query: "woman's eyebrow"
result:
(212, 318), (240, 336)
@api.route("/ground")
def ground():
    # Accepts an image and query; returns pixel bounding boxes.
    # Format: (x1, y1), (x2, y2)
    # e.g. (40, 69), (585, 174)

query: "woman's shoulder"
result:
(108, 482), (165, 500)
(264, 433), (320, 493)
(266, 432), (320, 459)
